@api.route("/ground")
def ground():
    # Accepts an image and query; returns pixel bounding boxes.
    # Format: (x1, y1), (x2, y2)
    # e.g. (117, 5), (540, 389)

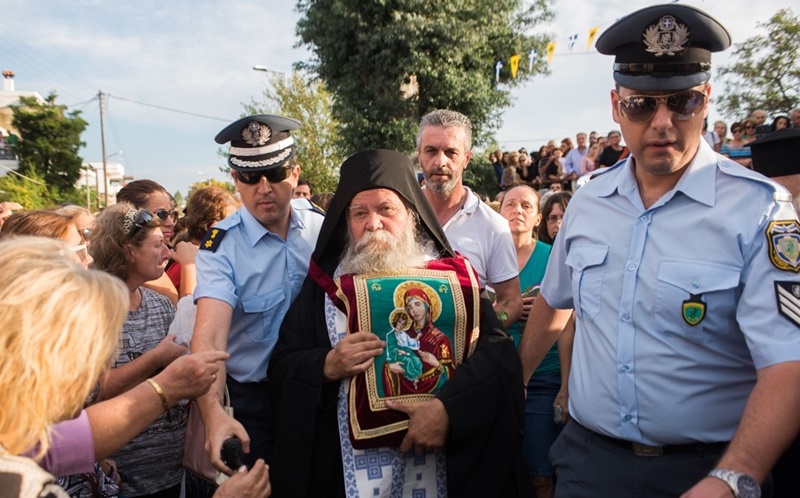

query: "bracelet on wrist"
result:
(146, 377), (170, 412)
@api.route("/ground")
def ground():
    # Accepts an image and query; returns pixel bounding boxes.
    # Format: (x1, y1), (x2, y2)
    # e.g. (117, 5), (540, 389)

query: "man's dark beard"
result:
(339, 220), (430, 275)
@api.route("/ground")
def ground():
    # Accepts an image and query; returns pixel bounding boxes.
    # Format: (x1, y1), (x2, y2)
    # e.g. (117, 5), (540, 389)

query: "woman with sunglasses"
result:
(117, 179), (181, 305)
(56, 205), (95, 245)
(90, 202), (189, 498)
(721, 121), (754, 168)
(0, 209), (93, 268)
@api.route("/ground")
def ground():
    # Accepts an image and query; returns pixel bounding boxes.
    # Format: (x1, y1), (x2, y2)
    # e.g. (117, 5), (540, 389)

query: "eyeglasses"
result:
(154, 209), (178, 223)
(745, 125), (756, 129)
(731, 128), (743, 133)
(79, 227), (91, 242)
(235, 166), (293, 185)
(546, 215), (564, 224)
(617, 89), (707, 123)
(126, 209), (154, 239)
(68, 244), (89, 262)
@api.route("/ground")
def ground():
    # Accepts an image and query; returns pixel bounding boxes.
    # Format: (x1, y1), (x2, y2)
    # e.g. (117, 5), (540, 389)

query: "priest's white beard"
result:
(339, 219), (431, 275)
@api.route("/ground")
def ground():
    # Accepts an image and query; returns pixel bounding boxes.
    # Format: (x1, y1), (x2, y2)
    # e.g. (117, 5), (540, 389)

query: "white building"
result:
(76, 161), (127, 204)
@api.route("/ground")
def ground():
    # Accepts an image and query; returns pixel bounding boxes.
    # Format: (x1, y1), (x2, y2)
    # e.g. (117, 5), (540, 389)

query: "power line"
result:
(0, 24), (96, 103)
(107, 95), (232, 122)
(0, 163), (46, 185)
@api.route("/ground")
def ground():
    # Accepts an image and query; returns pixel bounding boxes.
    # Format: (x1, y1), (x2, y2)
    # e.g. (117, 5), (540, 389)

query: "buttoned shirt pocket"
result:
(241, 288), (286, 343)
(565, 244), (609, 320)
(655, 260), (741, 345)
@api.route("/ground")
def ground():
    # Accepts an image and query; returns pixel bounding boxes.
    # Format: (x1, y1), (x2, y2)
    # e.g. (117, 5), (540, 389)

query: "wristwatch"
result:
(707, 468), (761, 498)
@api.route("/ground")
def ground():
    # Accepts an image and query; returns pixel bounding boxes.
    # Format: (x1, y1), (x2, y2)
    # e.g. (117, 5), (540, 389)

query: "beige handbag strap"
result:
(223, 384), (233, 417)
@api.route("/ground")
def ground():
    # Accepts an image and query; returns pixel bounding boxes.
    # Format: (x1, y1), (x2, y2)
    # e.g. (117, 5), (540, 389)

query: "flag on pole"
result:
(546, 41), (556, 64)
(568, 34), (578, 54)
(528, 49), (538, 72)
(587, 26), (600, 50)
(495, 60), (503, 83)
(510, 54), (520, 79)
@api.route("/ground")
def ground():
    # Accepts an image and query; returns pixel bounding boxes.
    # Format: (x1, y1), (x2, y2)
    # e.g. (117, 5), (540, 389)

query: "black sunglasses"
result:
(154, 209), (178, 223)
(126, 209), (154, 239)
(732, 128), (743, 133)
(235, 166), (293, 185)
(617, 89), (707, 123)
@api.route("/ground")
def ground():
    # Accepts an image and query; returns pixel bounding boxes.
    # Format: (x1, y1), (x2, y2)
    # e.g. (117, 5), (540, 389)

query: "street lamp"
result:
(252, 65), (288, 85)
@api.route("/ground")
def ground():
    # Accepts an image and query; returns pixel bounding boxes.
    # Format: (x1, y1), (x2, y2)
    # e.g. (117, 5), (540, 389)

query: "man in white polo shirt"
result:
(416, 109), (522, 328)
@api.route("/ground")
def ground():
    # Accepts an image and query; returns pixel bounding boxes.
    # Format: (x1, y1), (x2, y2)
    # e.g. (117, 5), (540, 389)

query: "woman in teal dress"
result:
(500, 185), (573, 498)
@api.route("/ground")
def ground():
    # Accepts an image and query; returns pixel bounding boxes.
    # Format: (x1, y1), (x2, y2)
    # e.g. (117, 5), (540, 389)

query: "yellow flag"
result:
(546, 41), (556, 64)
(587, 26), (600, 51)
(510, 54), (521, 79)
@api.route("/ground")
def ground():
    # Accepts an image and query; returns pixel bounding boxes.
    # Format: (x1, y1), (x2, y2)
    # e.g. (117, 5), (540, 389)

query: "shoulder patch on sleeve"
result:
(775, 281), (800, 326)
(766, 220), (800, 272)
(200, 227), (227, 252)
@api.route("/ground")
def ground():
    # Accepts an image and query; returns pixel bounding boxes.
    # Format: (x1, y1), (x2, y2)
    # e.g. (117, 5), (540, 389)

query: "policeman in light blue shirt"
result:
(519, 5), (800, 498)
(191, 115), (323, 471)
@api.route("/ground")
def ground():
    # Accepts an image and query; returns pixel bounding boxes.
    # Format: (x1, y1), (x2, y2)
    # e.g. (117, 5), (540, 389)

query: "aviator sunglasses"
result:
(235, 165), (293, 185)
(617, 89), (707, 123)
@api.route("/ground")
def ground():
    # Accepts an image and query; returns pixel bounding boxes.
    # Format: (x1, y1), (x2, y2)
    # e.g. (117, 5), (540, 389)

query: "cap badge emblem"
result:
(643, 15), (690, 57)
(241, 121), (272, 147)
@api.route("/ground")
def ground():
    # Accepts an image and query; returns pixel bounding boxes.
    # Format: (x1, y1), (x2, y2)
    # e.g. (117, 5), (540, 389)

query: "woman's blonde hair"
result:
(0, 236), (128, 457)
(0, 210), (74, 241)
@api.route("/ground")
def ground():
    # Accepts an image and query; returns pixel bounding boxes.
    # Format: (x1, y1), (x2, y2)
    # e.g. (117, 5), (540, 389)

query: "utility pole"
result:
(98, 90), (109, 208)
(84, 163), (91, 210)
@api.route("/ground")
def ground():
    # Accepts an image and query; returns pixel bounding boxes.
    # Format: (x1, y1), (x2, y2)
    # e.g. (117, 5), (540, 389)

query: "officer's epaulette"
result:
(200, 227), (227, 252)
(309, 202), (326, 216)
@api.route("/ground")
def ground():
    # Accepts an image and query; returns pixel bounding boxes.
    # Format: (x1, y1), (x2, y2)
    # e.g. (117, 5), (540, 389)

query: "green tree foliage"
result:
(186, 178), (236, 200)
(0, 170), (98, 211)
(10, 94), (88, 198)
(243, 71), (344, 194)
(173, 191), (184, 209)
(296, 0), (554, 153)
(716, 8), (800, 119)
(0, 170), (50, 209)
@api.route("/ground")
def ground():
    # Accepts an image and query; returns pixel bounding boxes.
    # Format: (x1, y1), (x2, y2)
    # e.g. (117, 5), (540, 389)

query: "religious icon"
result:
(335, 258), (481, 448)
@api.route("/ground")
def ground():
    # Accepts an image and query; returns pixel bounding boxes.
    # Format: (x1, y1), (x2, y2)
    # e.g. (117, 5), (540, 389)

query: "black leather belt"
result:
(577, 423), (729, 457)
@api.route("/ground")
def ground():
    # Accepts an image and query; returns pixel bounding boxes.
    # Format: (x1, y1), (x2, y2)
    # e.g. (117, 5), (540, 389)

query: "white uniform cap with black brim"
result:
(215, 114), (301, 172)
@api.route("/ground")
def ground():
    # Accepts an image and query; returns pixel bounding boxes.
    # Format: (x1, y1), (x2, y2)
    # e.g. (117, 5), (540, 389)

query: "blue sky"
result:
(0, 0), (785, 195)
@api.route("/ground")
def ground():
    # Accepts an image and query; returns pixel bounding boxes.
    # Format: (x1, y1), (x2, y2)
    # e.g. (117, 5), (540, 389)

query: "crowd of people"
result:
(488, 105), (800, 197)
(2, 3), (800, 498)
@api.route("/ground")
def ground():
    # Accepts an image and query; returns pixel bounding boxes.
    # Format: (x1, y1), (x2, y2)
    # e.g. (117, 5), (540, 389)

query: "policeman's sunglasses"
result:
(154, 209), (178, 223)
(617, 89), (707, 123)
(126, 209), (154, 239)
(235, 165), (293, 185)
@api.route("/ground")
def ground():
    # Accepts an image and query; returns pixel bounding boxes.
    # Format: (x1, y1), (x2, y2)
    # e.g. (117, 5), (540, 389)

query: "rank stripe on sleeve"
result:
(775, 281), (800, 327)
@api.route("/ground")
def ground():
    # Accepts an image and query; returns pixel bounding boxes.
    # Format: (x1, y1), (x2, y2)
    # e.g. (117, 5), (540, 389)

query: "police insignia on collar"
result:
(241, 121), (272, 147)
(766, 220), (800, 272)
(643, 15), (691, 57)
(200, 227), (227, 252)
(775, 281), (800, 326)
(682, 294), (706, 326)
